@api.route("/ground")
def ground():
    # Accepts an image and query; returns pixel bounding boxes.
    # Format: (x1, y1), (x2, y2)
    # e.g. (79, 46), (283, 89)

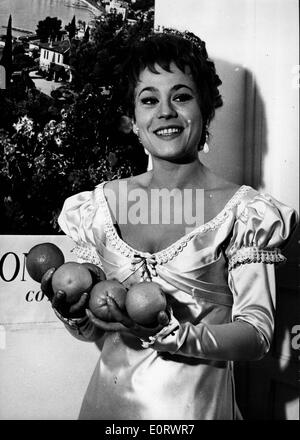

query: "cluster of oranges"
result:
(26, 243), (166, 327)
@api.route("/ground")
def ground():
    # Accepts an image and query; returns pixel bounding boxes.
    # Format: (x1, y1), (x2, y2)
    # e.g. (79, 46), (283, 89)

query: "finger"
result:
(52, 290), (66, 311)
(106, 296), (133, 327)
(132, 314), (169, 338)
(86, 309), (127, 332)
(135, 311), (169, 334)
(92, 266), (106, 283)
(69, 292), (90, 315)
(41, 267), (56, 300)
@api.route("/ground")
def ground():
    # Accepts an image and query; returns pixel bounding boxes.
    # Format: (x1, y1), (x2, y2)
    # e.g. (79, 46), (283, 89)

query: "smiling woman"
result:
(40, 28), (298, 420)
(122, 30), (223, 151)
(133, 63), (203, 163)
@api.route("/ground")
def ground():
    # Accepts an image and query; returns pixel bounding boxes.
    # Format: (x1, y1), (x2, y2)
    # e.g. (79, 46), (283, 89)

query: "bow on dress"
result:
(130, 254), (158, 281)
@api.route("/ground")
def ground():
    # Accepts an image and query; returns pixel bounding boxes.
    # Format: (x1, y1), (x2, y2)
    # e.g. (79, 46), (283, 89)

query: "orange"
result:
(89, 280), (127, 321)
(125, 282), (167, 327)
(51, 262), (93, 304)
(26, 242), (65, 283)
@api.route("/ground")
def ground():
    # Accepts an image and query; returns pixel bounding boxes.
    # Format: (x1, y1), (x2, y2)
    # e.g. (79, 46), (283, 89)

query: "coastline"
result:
(0, 1), (104, 38)
(79, 0), (104, 15)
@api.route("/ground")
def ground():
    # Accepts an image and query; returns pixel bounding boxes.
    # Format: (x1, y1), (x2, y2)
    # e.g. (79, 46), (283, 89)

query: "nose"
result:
(157, 99), (177, 119)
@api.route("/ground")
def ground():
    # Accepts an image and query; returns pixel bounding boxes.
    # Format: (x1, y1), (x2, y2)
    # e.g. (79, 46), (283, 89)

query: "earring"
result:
(203, 143), (209, 154)
(132, 124), (139, 136)
(133, 124), (144, 147)
(133, 124), (149, 155)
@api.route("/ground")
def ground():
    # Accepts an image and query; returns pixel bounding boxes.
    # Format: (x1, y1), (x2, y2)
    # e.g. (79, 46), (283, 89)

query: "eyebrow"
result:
(138, 84), (194, 97)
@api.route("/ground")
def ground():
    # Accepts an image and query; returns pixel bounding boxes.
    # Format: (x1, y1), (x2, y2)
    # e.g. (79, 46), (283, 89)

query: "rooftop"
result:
(39, 39), (71, 54)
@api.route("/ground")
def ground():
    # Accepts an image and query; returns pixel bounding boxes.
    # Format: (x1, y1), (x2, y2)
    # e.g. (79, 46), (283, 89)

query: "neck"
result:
(148, 156), (206, 190)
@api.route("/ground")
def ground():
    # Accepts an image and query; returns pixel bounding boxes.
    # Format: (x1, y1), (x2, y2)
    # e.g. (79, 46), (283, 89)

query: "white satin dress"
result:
(57, 182), (297, 420)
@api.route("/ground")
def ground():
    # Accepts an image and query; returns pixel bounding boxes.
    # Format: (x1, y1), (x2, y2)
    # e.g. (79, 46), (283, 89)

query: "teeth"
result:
(156, 127), (181, 136)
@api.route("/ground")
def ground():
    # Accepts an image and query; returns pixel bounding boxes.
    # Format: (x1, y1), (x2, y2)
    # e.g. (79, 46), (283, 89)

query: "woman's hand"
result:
(40, 263), (103, 319)
(86, 295), (170, 340)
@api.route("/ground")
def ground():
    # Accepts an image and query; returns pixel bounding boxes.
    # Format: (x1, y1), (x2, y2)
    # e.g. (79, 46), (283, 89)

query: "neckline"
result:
(97, 181), (252, 262)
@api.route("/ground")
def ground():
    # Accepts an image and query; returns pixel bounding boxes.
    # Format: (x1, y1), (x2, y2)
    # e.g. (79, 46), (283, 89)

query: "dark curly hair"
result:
(119, 29), (223, 149)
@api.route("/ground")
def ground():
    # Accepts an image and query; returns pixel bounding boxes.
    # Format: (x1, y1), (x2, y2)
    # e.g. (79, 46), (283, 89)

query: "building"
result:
(38, 39), (71, 81)
(28, 40), (40, 53)
(105, 1), (128, 20)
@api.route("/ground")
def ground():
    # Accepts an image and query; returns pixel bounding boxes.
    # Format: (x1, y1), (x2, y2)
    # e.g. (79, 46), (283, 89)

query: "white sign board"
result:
(0, 235), (76, 327)
(0, 235), (99, 420)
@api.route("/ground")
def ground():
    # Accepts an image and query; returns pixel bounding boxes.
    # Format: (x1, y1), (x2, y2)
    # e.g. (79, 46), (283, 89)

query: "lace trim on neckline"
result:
(72, 244), (103, 267)
(96, 181), (252, 264)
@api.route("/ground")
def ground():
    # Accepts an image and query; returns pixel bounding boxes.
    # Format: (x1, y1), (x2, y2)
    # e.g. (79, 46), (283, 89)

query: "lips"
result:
(154, 126), (184, 137)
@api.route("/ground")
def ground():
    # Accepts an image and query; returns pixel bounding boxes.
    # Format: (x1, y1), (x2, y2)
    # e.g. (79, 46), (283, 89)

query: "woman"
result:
(42, 29), (298, 420)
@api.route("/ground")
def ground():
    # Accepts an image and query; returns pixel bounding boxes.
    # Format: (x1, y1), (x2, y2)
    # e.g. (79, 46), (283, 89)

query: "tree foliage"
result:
(65, 15), (76, 40)
(0, 89), (147, 233)
(70, 14), (154, 92)
(0, 14), (154, 234)
(36, 16), (63, 43)
(131, 0), (154, 12)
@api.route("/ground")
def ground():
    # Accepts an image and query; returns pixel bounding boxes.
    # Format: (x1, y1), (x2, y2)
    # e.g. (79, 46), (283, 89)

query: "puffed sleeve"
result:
(226, 193), (298, 352)
(58, 188), (103, 267)
(56, 188), (105, 342)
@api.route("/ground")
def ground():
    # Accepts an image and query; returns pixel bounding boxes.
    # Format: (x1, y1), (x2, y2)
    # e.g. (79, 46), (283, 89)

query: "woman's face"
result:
(134, 62), (203, 162)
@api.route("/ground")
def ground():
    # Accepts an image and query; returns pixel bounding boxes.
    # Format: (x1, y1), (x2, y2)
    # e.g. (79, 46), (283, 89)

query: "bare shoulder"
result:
(103, 176), (130, 195)
(203, 168), (241, 196)
(211, 179), (241, 201)
(102, 173), (151, 203)
(104, 173), (151, 192)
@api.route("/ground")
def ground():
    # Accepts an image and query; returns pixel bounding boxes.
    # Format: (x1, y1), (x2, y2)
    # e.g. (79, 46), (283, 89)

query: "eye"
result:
(140, 96), (159, 105)
(173, 93), (193, 102)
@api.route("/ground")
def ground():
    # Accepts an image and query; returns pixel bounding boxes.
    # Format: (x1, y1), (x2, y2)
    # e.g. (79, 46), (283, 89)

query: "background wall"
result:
(155, 0), (299, 212)
(155, 0), (299, 420)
